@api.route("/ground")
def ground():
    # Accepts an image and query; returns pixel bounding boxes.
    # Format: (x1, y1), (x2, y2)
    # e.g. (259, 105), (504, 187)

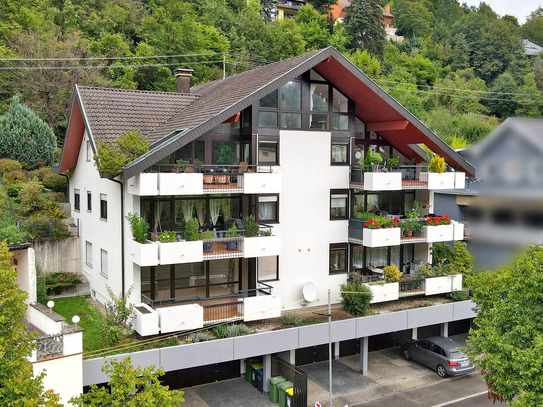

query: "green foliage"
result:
(0, 224), (25, 244)
(243, 214), (259, 237)
(3, 170), (26, 185)
(17, 181), (46, 216)
(280, 313), (311, 326)
(0, 96), (57, 166)
(387, 157), (399, 168)
(370, 153), (383, 170)
(339, 281), (373, 317)
(428, 155), (445, 173)
(126, 213), (150, 244)
(383, 264), (403, 283)
(45, 271), (82, 289)
(70, 357), (185, 406)
(348, 49), (382, 78)
(405, 200), (422, 219)
(466, 246), (543, 405)
(42, 173), (67, 193)
(0, 159), (22, 174)
(36, 272), (48, 306)
(451, 241), (473, 275)
(520, 7), (543, 47)
(432, 242), (455, 266)
(212, 324), (228, 338)
(184, 218), (200, 241)
(96, 286), (134, 348)
(225, 225), (240, 238)
(186, 331), (213, 343)
(391, 0), (433, 38)
(223, 323), (253, 337)
(94, 130), (149, 177)
(200, 230), (214, 239)
(159, 230), (177, 243)
(0, 241), (61, 406)
(447, 290), (469, 301)
(344, 0), (387, 56)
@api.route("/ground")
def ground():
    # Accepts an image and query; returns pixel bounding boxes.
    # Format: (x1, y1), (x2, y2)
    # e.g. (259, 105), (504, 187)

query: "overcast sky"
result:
(460, 0), (541, 23)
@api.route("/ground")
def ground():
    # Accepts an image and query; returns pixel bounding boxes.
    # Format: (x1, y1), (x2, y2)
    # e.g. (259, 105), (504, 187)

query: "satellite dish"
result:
(302, 282), (318, 303)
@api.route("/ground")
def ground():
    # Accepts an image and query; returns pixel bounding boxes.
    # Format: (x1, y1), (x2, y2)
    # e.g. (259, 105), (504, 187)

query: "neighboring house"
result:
(522, 39), (543, 57)
(435, 118), (543, 270)
(275, 0), (306, 20)
(56, 46), (473, 337)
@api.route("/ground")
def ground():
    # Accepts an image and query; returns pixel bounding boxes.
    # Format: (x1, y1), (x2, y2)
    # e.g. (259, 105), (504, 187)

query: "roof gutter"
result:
(110, 178), (126, 296)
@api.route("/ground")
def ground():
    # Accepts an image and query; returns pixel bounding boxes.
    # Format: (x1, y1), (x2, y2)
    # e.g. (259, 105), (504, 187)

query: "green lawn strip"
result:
(52, 297), (104, 352)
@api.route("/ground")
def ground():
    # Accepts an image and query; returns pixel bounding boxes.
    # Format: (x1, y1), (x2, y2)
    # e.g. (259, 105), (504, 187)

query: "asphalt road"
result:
(351, 373), (507, 407)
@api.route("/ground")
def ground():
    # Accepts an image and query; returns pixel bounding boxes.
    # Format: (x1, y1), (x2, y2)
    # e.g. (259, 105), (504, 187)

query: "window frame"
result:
(257, 256), (279, 282)
(100, 249), (108, 278)
(100, 194), (108, 220)
(329, 243), (348, 274)
(330, 189), (349, 220)
(74, 189), (80, 212)
(256, 194), (279, 223)
(258, 139), (279, 165)
(85, 241), (93, 267)
(331, 140), (350, 166)
(87, 191), (92, 212)
(86, 140), (92, 162)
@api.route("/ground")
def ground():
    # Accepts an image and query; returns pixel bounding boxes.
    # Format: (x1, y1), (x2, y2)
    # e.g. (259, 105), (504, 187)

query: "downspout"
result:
(111, 178), (125, 296)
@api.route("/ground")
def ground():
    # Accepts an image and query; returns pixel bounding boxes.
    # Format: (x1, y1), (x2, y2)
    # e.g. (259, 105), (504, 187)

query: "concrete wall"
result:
(32, 237), (81, 274)
(83, 300), (477, 386)
(13, 247), (36, 304)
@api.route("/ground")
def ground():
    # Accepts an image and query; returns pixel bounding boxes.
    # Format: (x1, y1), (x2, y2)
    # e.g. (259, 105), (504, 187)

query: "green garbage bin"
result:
(245, 358), (260, 383)
(277, 381), (293, 407)
(251, 363), (263, 388)
(285, 387), (294, 407)
(268, 376), (286, 403)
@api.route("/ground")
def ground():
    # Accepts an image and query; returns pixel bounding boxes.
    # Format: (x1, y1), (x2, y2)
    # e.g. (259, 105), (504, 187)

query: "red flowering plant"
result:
(426, 215), (451, 226)
(364, 219), (382, 229)
(392, 217), (402, 227)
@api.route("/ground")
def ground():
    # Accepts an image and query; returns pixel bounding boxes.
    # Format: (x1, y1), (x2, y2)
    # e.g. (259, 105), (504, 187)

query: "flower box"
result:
(363, 227), (401, 247)
(425, 276), (454, 295)
(453, 222), (465, 240)
(134, 303), (159, 337)
(158, 240), (203, 265)
(127, 173), (158, 196)
(454, 172), (466, 189)
(363, 172), (402, 191)
(157, 303), (204, 333)
(366, 282), (399, 303)
(243, 235), (281, 258)
(425, 224), (454, 243)
(127, 239), (159, 267)
(419, 172), (455, 189)
(243, 295), (281, 322)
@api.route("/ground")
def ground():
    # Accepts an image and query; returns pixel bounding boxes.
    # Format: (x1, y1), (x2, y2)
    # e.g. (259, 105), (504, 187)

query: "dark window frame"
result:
(331, 139), (350, 166)
(87, 191), (92, 212)
(74, 190), (80, 211)
(258, 139), (280, 165)
(330, 243), (348, 274)
(100, 194), (108, 220)
(330, 189), (349, 220)
(256, 194), (279, 224)
(257, 256), (280, 282)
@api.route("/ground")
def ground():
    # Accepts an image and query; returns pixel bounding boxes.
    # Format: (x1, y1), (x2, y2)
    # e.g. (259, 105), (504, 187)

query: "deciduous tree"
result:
(344, 0), (386, 57)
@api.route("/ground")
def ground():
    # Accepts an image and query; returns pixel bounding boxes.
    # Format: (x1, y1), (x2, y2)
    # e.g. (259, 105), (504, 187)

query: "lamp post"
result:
(47, 300), (55, 314)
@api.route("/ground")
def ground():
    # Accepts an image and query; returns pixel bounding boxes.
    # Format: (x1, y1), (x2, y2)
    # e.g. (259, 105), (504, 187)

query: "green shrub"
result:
(94, 130), (148, 177)
(243, 214), (259, 237)
(186, 331), (212, 343)
(0, 159), (22, 174)
(36, 267), (48, 305)
(6, 183), (24, 197)
(42, 173), (67, 193)
(159, 230), (176, 243)
(200, 230), (214, 239)
(387, 157), (399, 168)
(17, 181), (45, 216)
(225, 225), (240, 238)
(432, 242), (455, 266)
(224, 324), (253, 337)
(213, 324), (228, 338)
(184, 218), (200, 241)
(280, 313), (302, 325)
(0, 224), (25, 244)
(45, 271), (82, 288)
(33, 166), (52, 181)
(383, 265), (403, 283)
(3, 170), (26, 185)
(339, 282), (373, 316)
(428, 155), (445, 173)
(452, 241), (473, 275)
(126, 213), (149, 244)
(447, 290), (469, 301)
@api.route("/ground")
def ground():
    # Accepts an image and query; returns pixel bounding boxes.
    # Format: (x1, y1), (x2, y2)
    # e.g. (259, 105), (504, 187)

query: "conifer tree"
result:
(343, 0), (386, 57)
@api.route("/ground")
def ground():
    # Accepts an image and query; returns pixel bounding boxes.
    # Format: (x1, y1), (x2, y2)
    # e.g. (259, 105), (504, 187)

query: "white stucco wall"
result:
(33, 354), (83, 406)
(13, 248), (36, 304)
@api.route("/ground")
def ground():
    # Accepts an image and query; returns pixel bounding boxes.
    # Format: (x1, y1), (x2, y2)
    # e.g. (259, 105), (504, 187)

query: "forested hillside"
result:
(1, 0), (542, 147)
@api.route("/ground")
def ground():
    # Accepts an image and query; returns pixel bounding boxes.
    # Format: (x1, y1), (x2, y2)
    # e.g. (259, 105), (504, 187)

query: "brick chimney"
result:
(385, 5), (390, 13)
(174, 68), (194, 93)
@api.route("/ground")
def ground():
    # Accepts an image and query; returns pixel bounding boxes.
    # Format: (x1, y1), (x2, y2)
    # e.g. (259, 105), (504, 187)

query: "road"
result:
(351, 373), (508, 407)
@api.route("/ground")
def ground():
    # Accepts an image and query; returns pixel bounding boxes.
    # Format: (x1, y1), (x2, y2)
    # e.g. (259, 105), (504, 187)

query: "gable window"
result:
(87, 191), (92, 212)
(259, 81), (302, 130)
(74, 189), (80, 211)
(331, 142), (349, 165)
(86, 140), (92, 161)
(330, 243), (347, 274)
(330, 190), (348, 220)
(258, 141), (278, 165)
(257, 195), (278, 223)
(101, 249), (108, 278)
(100, 194), (107, 220)
(85, 241), (92, 267)
(258, 256), (279, 281)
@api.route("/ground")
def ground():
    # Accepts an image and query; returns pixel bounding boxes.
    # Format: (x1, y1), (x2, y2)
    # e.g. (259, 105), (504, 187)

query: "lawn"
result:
(52, 296), (104, 352)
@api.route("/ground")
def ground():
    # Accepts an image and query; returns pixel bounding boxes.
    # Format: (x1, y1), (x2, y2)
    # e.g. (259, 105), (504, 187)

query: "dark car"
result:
(401, 336), (475, 378)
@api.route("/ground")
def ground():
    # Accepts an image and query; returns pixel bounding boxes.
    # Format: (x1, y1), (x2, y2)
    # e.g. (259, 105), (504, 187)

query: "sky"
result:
(460, 0), (541, 23)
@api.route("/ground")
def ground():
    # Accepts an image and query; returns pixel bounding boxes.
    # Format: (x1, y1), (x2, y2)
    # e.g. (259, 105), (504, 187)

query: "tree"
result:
(514, 72), (543, 118)
(296, 4), (331, 51)
(486, 72), (519, 118)
(260, 0), (278, 23)
(521, 7), (543, 46)
(0, 240), (60, 406)
(348, 49), (382, 78)
(466, 246), (543, 406)
(390, 0), (433, 38)
(70, 357), (185, 406)
(0, 96), (57, 166)
(344, 0), (387, 57)
(306, 0), (338, 15)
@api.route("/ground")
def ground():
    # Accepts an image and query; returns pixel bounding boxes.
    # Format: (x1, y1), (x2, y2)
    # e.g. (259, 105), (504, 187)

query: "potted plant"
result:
(401, 222), (413, 237)
(184, 218), (200, 241)
(201, 230), (214, 252)
(243, 215), (259, 237)
(420, 155), (455, 189)
(159, 230), (176, 243)
(370, 153), (383, 172)
(225, 225), (240, 250)
(387, 157), (399, 170)
(428, 155), (445, 174)
(126, 213), (149, 243)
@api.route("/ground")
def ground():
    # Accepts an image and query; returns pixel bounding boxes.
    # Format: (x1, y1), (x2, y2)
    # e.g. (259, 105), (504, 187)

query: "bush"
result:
(428, 155), (445, 173)
(0, 159), (22, 174)
(6, 183), (24, 197)
(17, 181), (45, 216)
(432, 242), (455, 266)
(94, 130), (148, 177)
(3, 170), (26, 185)
(126, 213), (149, 244)
(0, 224), (25, 244)
(452, 241), (473, 275)
(36, 267), (48, 305)
(45, 271), (82, 288)
(186, 331), (212, 343)
(447, 290), (469, 301)
(383, 265), (403, 283)
(224, 324), (253, 337)
(33, 166), (52, 181)
(213, 324), (228, 338)
(96, 286), (134, 347)
(184, 218), (200, 241)
(42, 173), (67, 193)
(339, 282), (373, 316)
(243, 214), (259, 237)
(159, 230), (176, 243)
(280, 314), (310, 326)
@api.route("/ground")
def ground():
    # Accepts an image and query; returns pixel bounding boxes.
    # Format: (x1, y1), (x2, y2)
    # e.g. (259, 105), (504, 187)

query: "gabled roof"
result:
(58, 46), (475, 179)
(522, 39), (543, 56)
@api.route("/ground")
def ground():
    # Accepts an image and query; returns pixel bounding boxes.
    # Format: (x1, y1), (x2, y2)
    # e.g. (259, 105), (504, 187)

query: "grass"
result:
(52, 296), (104, 352)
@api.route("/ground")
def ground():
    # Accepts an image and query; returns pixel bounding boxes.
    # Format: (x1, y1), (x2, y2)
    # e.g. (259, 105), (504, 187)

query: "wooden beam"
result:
(366, 120), (409, 132)
(222, 112), (240, 124)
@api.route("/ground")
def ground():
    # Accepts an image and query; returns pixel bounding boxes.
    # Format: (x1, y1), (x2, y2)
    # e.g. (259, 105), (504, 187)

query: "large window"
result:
(258, 256), (279, 281)
(259, 81), (302, 130)
(257, 195), (278, 223)
(330, 190), (348, 220)
(74, 189), (80, 211)
(330, 243), (347, 274)
(85, 241), (92, 267)
(100, 194), (107, 220)
(258, 141), (278, 165)
(331, 142), (349, 165)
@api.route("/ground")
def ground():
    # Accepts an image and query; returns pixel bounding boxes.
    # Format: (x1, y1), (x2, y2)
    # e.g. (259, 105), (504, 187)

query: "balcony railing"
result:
(36, 333), (63, 360)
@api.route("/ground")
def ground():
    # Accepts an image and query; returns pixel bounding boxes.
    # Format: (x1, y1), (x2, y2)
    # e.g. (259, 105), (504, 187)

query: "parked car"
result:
(401, 336), (475, 378)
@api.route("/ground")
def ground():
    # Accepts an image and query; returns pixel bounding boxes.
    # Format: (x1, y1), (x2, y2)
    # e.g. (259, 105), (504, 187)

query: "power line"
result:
(0, 52), (225, 62)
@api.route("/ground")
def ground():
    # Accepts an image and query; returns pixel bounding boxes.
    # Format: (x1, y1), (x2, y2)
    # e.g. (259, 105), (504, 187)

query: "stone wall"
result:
(32, 237), (81, 274)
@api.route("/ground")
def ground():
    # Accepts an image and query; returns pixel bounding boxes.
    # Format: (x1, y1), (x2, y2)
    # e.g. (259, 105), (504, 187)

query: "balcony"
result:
(128, 225), (280, 267)
(127, 164), (281, 196)
(350, 166), (465, 191)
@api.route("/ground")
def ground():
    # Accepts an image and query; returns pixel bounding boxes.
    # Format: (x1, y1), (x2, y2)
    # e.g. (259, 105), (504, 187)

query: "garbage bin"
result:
(268, 376), (286, 403)
(245, 358), (260, 383)
(278, 381), (293, 407)
(255, 368), (264, 393)
(251, 363), (263, 388)
(285, 387), (294, 407)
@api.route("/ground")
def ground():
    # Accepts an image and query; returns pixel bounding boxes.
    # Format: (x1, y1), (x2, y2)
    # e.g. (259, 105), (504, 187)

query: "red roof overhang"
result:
(59, 95), (86, 173)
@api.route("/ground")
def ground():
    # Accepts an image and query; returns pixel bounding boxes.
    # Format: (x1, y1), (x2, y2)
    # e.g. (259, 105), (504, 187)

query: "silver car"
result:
(401, 336), (475, 378)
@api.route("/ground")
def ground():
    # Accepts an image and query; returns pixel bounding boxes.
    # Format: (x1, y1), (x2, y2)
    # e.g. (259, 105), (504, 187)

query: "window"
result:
(330, 190), (348, 220)
(258, 141), (278, 165)
(258, 256), (279, 281)
(260, 90), (278, 108)
(87, 191), (92, 212)
(310, 114), (329, 129)
(280, 113), (301, 129)
(74, 189), (80, 211)
(86, 140), (92, 161)
(330, 244), (347, 274)
(100, 249), (108, 277)
(281, 81), (301, 110)
(85, 241), (92, 267)
(100, 194), (107, 220)
(259, 111), (278, 128)
(331, 142), (349, 165)
(257, 195), (278, 222)
(310, 83), (329, 111)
